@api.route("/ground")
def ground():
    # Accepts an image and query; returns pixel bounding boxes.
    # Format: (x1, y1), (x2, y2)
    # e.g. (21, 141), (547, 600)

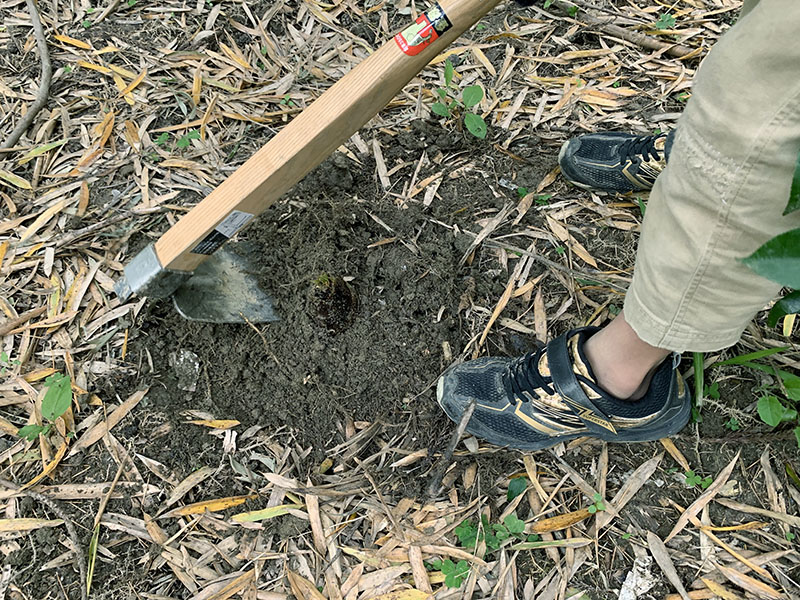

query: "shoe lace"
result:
(618, 135), (662, 163)
(502, 346), (555, 402)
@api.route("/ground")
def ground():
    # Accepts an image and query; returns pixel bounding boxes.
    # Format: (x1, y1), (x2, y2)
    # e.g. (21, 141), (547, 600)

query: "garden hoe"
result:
(115, 0), (504, 323)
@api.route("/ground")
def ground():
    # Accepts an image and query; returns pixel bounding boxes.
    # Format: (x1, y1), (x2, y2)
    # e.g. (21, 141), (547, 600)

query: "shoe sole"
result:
(436, 374), (691, 452)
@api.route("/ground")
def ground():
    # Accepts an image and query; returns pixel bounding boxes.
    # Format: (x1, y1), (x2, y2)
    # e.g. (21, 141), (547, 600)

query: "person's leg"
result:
(624, 0), (800, 352)
(437, 0), (800, 450)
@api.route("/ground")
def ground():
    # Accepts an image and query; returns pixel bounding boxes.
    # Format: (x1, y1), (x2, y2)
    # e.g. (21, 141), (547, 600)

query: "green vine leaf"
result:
(741, 228), (800, 288)
(767, 290), (800, 327)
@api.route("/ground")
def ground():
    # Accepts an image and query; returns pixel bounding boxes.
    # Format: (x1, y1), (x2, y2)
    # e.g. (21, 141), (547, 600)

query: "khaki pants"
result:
(624, 0), (800, 352)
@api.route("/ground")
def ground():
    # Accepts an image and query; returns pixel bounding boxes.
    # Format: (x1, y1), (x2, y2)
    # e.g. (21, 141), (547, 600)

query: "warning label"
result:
(394, 3), (452, 56)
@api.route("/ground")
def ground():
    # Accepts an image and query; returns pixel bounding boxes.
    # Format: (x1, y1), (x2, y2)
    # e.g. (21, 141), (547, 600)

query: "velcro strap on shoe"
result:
(546, 331), (618, 436)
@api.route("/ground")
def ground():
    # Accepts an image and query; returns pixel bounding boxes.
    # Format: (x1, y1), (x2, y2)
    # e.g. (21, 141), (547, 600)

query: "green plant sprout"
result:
(536, 194), (553, 206)
(280, 94), (296, 108)
(0, 351), (20, 376)
(684, 470), (713, 490)
(428, 559), (470, 588)
(17, 373), (73, 441)
(431, 58), (487, 139)
(587, 493), (605, 514)
(654, 13), (677, 29)
(176, 129), (201, 149)
(724, 417), (740, 431)
(516, 186), (528, 198)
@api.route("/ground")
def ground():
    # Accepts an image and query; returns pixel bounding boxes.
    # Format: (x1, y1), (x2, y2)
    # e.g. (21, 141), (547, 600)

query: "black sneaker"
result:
(558, 131), (674, 193)
(437, 328), (690, 451)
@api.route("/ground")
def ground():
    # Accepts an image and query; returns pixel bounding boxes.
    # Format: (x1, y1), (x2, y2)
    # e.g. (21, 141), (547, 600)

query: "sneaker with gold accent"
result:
(436, 328), (690, 451)
(558, 132), (674, 193)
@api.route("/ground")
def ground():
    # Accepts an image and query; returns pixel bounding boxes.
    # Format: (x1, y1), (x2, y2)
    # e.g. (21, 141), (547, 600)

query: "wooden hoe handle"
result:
(118, 0), (504, 298)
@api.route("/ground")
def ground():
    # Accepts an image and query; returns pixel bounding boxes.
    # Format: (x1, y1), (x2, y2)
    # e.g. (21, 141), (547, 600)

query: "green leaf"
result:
(785, 152), (800, 215)
(436, 87), (448, 100)
(464, 113), (486, 139)
(794, 427), (800, 450)
(156, 132), (170, 146)
(17, 424), (44, 441)
(494, 525), (509, 541)
(42, 373), (72, 422)
(714, 346), (789, 366)
(587, 505), (597, 514)
(507, 477), (528, 501)
(704, 381), (720, 400)
(176, 136), (191, 149)
(517, 187), (528, 198)
(622, 532), (632, 540)
(431, 102), (450, 117)
(595, 501), (605, 511)
(741, 228), (800, 288)
(592, 493), (602, 502)
(0, 351), (7, 363)
(444, 59), (455, 87)
(654, 13), (676, 29)
(455, 520), (477, 548)
(543, 0), (554, 7)
(767, 290), (800, 327)
(462, 85), (483, 108)
(567, 5), (578, 16)
(443, 560), (469, 588)
(757, 395), (792, 427)
(504, 513), (525, 534)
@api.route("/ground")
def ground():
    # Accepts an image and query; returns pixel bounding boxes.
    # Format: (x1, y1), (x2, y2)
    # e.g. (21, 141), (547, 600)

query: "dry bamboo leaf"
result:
(0, 170), (33, 190)
(595, 453), (662, 531)
(714, 498), (800, 528)
(21, 441), (68, 490)
(647, 531), (691, 600)
(530, 508), (592, 534)
(408, 545), (432, 594)
(186, 419), (240, 429)
(118, 69), (147, 96)
(665, 451), (740, 543)
(18, 199), (70, 243)
(370, 591), (432, 600)
(660, 438), (690, 471)
(306, 493), (326, 554)
(715, 563), (784, 600)
(161, 495), (257, 518)
(231, 503), (304, 523)
(53, 34), (91, 49)
(190, 569), (255, 600)
(510, 537), (593, 550)
(286, 569), (326, 600)
(162, 466), (216, 509)
(69, 390), (147, 456)
(0, 518), (64, 532)
(700, 577), (746, 600)
(0, 482), (159, 500)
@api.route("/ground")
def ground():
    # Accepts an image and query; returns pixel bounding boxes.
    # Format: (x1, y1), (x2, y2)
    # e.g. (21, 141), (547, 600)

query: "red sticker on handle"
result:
(394, 3), (452, 56)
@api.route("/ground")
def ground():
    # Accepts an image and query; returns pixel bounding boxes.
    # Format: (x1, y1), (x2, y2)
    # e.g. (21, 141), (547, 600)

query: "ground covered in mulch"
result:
(2, 0), (800, 599)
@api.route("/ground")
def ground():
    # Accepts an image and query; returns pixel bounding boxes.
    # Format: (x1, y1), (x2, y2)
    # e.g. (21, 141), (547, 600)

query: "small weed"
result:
(677, 92), (691, 102)
(0, 351), (20, 376)
(475, 23), (487, 31)
(516, 186), (528, 199)
(612, 81), (621, 88)
(155, 132), (170, 146)
(431, 59), (487, 139)
(428, 559), (470, 588)
(787, 531), (796, 542)
(17, 373), (72, 441)
(704, 381), (720, 400)
(535, 193), (552, 206)
(654, 13), (676, 29)
(684, 470), (713, 490)
(621, 532), (632, 540)
(567, 5), (578, 16)
(555, 246), (566, 255)
(724, 417), (741, 431)
(176, 129), (201, 150)
(543, 0), (554, 7)
(82, 19), (92, 28)
(127, 0), (136, 6)
(280, 94), (296, 108)
(587, 493), (605, 514)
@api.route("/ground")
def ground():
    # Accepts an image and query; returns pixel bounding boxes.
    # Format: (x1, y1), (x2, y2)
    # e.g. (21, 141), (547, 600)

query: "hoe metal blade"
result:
(172, 247), (278, 324)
